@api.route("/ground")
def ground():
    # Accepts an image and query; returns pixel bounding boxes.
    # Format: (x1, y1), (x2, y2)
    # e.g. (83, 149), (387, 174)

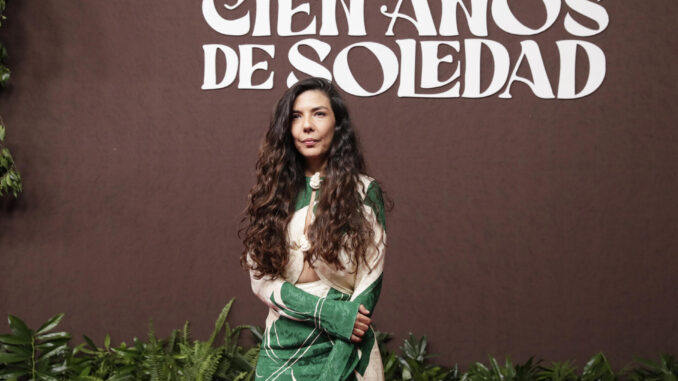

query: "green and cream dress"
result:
(248, 173), (387, 381)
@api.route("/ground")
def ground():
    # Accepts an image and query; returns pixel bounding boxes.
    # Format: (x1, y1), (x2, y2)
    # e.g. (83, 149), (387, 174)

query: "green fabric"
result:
(255, 176), (386, 381)
(320, 274), (384, 380)
(255, 277), (384, 381)
(293, 176), (326, 212)
(295, 176), (386, 226)
(364, 180), (386, 231)
(271, 282), (360, 341)
(256, 287), (358, 380)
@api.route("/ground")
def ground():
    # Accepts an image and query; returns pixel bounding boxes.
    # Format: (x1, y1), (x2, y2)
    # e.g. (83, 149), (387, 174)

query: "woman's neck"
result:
(304, 157), (327, 177)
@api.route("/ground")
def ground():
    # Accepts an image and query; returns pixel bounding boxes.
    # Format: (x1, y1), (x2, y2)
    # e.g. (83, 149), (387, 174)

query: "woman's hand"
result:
(350, 304), (371, 343)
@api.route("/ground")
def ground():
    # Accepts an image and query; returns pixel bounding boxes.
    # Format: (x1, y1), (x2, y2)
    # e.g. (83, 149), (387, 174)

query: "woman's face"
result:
(290, 89), (336, 166)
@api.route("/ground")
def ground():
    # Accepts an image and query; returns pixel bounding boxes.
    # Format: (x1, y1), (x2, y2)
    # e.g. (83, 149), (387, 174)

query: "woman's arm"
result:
(248, 256), (361, 342)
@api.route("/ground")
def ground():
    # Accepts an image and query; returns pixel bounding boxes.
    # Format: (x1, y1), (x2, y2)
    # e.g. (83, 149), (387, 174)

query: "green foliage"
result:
(1, 305), (676, 381)
(0, 127), (22, 198)
(0, 313), (71, 380)
(622, 354), (678, 381)
(0, 43), (9, 87)
(580, 352), (615, 381)
(0, 299), (259, 380)
(372, 330), (460, 381)
(0, 1), (22, 199)
(536, 360), (578, 381)
(371, 331), (676, 381)
(0, 0), (6, 27)
(0, 0), (10, 86)
(460, 356), (542, 381)
(394, 333), (459, 381)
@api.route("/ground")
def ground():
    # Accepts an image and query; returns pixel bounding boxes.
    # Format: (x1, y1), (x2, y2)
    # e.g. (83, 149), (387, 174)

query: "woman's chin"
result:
(298, 149), (328, 161)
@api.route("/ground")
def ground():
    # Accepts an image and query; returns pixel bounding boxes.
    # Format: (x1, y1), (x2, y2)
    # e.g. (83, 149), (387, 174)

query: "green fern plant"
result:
(137, 320), (180, 381)
(207, 298), (258, 381)
(176, 331), (222, 381)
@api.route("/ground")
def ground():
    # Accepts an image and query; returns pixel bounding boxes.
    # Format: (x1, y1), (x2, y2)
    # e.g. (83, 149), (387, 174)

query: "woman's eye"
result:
(316, 112), (326, 117)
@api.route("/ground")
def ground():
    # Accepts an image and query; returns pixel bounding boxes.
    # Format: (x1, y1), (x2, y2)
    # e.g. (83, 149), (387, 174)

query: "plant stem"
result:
(31, 334), (36, 379)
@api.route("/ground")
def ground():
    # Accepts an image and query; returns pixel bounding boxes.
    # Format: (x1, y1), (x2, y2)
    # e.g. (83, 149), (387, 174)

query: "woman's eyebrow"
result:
(292, 106), (329, 113)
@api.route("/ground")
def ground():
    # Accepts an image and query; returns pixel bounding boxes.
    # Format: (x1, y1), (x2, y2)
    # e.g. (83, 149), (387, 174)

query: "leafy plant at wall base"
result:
(536, 360), (578, 381)
(374, 328), (401, 380)
(464, 356), (517, 381)
(580, 352), (615, 381)
(2, 302), (677, 381)
(622, 354), (678, 381)
(395, 333), (460, 381)
(0, 313), (71, 380)
(513, 356), (541, 381)
(71, 332), (139, 380)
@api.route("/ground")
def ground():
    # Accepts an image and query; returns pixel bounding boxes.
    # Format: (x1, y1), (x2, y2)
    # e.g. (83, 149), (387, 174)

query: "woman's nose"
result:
(302, 115), (314, 131)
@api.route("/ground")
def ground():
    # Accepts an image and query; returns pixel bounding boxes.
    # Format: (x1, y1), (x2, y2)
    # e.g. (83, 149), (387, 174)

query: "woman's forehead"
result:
(293, 90), (331, 109)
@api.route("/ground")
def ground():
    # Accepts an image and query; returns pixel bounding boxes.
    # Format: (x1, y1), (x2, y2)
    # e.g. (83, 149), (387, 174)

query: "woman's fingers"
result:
(353, 323), (368, 336)
(351, 304), (374, 343)
(354, 320), (369, 332)
(357, 312), (371, 326)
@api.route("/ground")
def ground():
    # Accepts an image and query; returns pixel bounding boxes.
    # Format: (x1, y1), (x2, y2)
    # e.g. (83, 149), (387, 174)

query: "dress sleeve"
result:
(319, 180), (388, 380)
(247, 255), (361, 342)
(350, 180), (386, 309)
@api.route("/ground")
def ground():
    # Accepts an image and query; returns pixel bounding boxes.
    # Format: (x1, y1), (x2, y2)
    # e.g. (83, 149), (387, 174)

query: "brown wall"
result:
(1, 0), (676, 370)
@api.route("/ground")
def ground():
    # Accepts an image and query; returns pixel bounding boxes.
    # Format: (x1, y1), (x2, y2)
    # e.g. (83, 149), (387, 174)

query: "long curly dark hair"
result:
(240, 77), (385, 280)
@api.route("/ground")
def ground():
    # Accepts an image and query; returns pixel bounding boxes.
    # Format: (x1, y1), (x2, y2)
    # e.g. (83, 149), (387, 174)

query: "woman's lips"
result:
(302, 139), (318, 147)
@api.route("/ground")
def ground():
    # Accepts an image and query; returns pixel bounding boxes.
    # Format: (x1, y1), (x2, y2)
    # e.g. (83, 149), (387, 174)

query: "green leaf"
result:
(77, 365), (92, 376)
(0, 125), (5, 141)
(0, 351), (31, 363)
(0, 366), (30, 379)
(582, 352), (615, 381)
(247, 326), (263, 344)
(208, 298), (235, 347)
(7, 315), (32, 340)
(82, 334), (98, 349)
(4, 343), (31, 356)
(36, 339), (70, 350)
(0, 333), (31, 345)
(36, 343), (68, 362)
(36, 313), (65, 335)
(34, 370), (59, 381)
(36, 331), (71, 341)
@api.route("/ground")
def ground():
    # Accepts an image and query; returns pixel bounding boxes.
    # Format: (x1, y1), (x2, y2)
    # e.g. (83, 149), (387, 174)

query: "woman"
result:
(240, 77), (388, 381)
